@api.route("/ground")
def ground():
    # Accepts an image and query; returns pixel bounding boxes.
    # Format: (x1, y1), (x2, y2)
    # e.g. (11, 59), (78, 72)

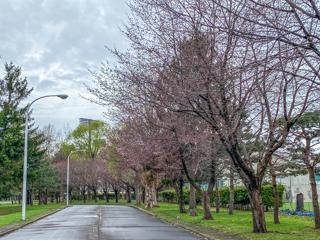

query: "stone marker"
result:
(296, 193), (304, 212)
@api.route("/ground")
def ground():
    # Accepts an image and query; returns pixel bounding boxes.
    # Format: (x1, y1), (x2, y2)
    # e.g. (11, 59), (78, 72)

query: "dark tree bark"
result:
(55, 192), (60, 203)
(92, 187), (98, 203)
(215, 183), (220, 213)
(176, 129), (215, 220)
(27, 189), (33, 206)
(229, 171), (234, 215)
(38, 190), (42, 205)
(135, 185), (143, 206)
(134, 173), (143, 206)
(114, 188), (119, 203)
(271, 170), (280, 224)
(189, 184), (197, 216)
(126, 188), (131, 203)
(307, 166), (320, 229)
(249, 188), (267, 233)
(44, 189), (48, 205)
(175, 172), (186, 213)
(201, 191), (212, 220)
(103, 188), (109, 203)
(226, 146), (268, 233)
(82, 187), (86, 203)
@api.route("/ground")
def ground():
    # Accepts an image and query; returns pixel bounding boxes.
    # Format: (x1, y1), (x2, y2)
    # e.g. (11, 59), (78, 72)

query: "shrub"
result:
(160, 189), (176, 202)
(160, 184), (284, 209)
(261, 184), (285, 208)
(159, 188), (201, 204)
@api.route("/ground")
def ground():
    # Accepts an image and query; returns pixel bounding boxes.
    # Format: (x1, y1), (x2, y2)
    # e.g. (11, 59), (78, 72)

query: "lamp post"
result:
(22, 94), (68, 221)
(66, 150), (85, 206)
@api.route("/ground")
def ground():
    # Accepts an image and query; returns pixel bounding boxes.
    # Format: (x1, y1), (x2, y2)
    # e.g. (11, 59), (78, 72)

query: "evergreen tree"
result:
(0, 62), (58, 203)
(0, 62), (31, 199)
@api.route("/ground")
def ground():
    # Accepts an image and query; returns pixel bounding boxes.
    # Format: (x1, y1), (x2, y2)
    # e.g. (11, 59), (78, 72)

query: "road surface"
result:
(1, 205), (203, 240)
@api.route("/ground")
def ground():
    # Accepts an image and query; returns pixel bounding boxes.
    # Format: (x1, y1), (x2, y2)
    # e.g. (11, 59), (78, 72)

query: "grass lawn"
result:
(145, 203), (320, 240)
(282, 202), (317, 212)
(0, 203), (65, 228)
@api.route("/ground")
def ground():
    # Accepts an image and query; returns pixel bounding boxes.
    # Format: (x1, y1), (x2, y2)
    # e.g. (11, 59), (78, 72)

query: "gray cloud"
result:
(0, 0), (128, 130)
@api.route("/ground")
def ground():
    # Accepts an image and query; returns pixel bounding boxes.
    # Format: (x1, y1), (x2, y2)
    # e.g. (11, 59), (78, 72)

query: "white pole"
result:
(21, 94), (68, 221)
(66, 154), (70, 206)
(21, 111), (29, 221)
(66, 150), (84, 206)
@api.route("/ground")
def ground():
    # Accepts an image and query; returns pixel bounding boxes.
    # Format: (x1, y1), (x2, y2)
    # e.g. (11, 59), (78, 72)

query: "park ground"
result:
(0, 202), (64, 232)
(0, 201), (319, 240)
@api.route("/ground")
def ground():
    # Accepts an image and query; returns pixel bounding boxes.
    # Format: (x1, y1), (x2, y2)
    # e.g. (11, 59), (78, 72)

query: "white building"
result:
(278, 174), (320, 203)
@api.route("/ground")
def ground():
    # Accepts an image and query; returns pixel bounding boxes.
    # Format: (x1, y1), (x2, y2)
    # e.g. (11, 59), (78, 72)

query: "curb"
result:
(0, 206), (68, 237)
(130, 205), (215, 240)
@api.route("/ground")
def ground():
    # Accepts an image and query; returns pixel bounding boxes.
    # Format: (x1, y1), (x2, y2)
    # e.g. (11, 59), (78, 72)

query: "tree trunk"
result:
(202, 191), (213, 220)
(55, 192), (59, 203)
(93, 187), (98, 203)
(142, 188), (145, 204)
(82, 188), (86, 203)
(103, 189), (109, 203)
(142, 170), (157, 208)
(27, 189), (33, 206)
(153, 186), (158, 206)
(176, 175), (186, 213)
(88, 190), (92, 201)
(145, 184), (156, 208)
(215, 183), (220, 213)
(189, 184), (197, 216)
(69, 190), (72, 203)
(135, 185), (143, 206)
(38, 190), (42, 205)
(307, 166), (320, 229)
(134, 173), (143, 206)
(250, 188), (267, 233)
(126, 188), (131, 203)
(229, 171), (234, 215)
(115, 189), (119, 203)
(145, 185), (153, 208)
(44, 189), (48, 205)
(271, 173), (280, 224)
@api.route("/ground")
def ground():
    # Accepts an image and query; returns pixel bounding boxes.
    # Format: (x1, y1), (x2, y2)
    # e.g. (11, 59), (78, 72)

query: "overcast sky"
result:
(0, 0), (128, 132)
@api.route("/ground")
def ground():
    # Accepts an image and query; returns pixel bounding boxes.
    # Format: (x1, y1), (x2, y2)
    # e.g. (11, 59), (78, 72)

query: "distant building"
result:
(278, 174), (320, 203)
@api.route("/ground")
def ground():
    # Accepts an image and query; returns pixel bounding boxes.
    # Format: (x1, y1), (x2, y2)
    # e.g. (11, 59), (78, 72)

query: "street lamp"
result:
(66, 150), (85, 206)
(22, 94), (68, 221)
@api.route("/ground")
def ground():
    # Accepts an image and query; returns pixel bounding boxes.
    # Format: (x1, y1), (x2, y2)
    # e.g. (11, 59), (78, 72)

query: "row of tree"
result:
(87, 0), (320, 233)
(52, 119), (131, 204)
(0, 64), (133, 209)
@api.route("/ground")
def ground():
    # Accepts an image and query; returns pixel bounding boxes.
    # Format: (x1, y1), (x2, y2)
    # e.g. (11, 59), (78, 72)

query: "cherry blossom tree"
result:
(89, 0), (319, 233)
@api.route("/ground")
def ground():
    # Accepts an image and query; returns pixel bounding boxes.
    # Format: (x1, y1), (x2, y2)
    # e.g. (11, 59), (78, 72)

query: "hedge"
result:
(159, 188), (201, 204)
(211, 184), (285, 208)
(159, 184), (285, 209)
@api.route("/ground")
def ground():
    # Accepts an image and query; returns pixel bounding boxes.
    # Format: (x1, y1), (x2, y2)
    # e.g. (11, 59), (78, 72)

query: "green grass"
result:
(282, 202), (317, 212)
(0, 203), (65, 228)
(145, 203), (320, 240)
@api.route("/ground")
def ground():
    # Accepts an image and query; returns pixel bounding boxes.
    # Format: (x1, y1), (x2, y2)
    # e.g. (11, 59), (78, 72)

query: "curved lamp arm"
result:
(21, 93), (68, 221)
(26, 94), (68, 112)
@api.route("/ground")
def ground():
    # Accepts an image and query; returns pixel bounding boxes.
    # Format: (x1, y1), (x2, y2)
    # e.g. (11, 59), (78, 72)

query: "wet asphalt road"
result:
(1, 205), (203, 240)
